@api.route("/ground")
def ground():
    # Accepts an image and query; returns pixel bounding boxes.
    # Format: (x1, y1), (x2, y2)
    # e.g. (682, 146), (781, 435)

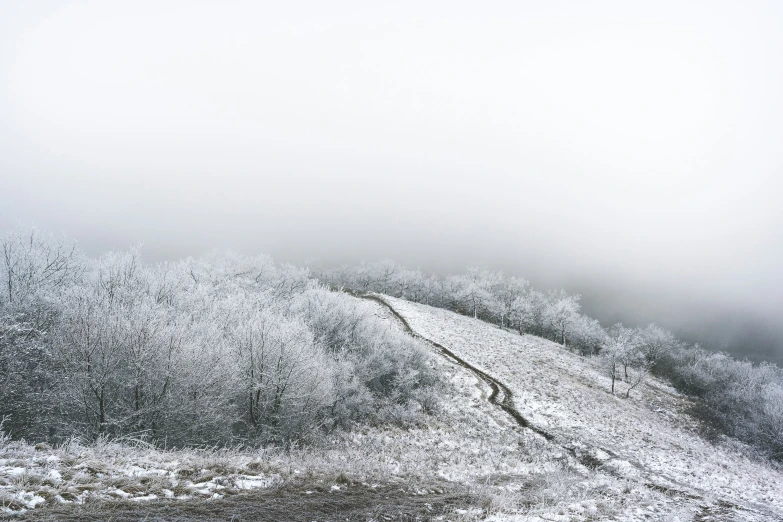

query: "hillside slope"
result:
(3, 291), (782, 521)
(379, 294), (783, 521)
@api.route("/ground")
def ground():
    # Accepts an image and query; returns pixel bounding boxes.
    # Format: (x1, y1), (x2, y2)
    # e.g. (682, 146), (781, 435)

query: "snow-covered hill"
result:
(380, 294), (783, 521)
(3, 292), (782, 521)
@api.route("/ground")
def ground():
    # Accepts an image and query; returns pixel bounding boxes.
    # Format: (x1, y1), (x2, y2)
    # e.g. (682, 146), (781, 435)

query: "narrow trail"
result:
(355, 292), (555, 441)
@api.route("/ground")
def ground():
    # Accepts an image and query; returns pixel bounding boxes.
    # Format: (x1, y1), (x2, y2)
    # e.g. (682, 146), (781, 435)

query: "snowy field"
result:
(3, 293), (782, 520)
(383, 295), (783, 521)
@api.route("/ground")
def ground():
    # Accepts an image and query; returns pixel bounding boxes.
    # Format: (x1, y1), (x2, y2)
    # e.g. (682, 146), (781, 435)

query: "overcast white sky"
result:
(2, 1), (782, 359)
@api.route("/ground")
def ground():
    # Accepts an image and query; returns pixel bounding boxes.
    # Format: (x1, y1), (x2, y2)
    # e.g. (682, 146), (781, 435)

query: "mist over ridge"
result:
(2, 0), (783, 365)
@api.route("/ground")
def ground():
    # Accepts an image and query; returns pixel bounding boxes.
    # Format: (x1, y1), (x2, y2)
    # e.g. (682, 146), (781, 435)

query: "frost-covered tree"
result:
(757, 383), (783, 459)
(488, 276), (529, 328)
(449, 268), (500, 319)
(354, 262), (373, 291)
(601, 324), (638, 395)
(0, 229), (84, 438)
(392, 268), (424, 300)
(366, 259), (398, 295)
(1, 228), (82, 307)
(569, 315), (607, 355)
(225, 302), (333, 440)
(53, 251), (172, 436)
(0, 312), (51, 438)
(510, 289), (547, 336)
(636, 323), (679, 368)
(543, 290), (581, 346)
(420, 274), (441, 306)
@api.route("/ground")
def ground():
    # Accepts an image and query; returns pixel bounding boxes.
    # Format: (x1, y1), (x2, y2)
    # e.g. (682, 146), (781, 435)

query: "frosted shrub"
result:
(0, 236), (443, 448)
(294, 289), (439, 428)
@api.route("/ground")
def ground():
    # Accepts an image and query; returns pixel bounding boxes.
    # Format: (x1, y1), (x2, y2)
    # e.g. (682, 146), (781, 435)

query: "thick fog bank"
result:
(2, 0), (782, 365)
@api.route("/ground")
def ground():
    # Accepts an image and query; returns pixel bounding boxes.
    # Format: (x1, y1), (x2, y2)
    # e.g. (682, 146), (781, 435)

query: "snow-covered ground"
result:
(3, 293), (782, 520)
(383, 295), (783, 521)
(0, 439), (285, 514)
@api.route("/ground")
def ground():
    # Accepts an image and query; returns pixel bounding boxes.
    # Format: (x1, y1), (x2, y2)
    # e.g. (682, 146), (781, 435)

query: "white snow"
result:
(0, 443), (283, 514)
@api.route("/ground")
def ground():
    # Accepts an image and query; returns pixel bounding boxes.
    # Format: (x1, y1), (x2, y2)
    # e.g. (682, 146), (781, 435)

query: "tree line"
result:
(0, 230), (439, 447)
(2, 229), (781, 461)
(317, 260), (783, 461)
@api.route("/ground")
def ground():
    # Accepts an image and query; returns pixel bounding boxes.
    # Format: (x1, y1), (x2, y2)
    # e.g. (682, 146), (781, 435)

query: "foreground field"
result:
(2, 293), (782, 520)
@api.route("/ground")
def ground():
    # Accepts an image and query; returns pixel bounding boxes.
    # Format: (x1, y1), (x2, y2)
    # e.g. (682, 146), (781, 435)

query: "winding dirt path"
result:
(357, 292), (554, 441)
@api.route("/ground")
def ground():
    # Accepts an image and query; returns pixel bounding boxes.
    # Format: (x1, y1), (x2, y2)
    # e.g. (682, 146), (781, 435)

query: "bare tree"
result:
(1, 228), (82, 307)
(489, 276), (529, 328)
(601, 324), (638, 395)
(636, 324), (678, 367)
(450, 268), (499, 319)
(511, 289), (547, 336)
(543, 290), (581, 346)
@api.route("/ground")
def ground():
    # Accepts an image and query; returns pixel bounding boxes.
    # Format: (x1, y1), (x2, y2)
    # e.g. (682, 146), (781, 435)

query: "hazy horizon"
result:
(2, 1), (783, 364)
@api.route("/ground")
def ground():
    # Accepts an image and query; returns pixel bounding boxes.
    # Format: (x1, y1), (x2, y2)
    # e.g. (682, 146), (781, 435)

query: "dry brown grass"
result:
(7, 480), (477, 522)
